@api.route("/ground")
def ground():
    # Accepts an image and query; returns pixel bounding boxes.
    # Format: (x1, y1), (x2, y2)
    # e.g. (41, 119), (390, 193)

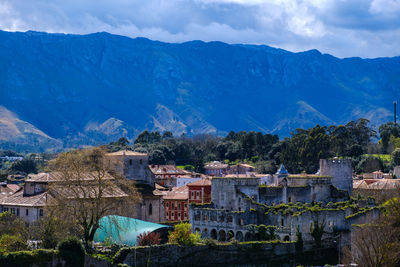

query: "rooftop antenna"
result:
(395, 101), (397, 125)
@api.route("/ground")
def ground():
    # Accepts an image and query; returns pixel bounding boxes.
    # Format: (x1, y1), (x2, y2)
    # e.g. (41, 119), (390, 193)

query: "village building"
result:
(204, 161), (229, 176)
(187, 178), (212, 204)
(362, 171), (392, 179)
(227, 163), (255, 175)
(0, 150), (166, 224)
(189, 159), (367, 243)
(163, 185), (189, 222)
(149, 164), (204, 188)
(105, 150), (165, 223)
(0, 171), (125, 223)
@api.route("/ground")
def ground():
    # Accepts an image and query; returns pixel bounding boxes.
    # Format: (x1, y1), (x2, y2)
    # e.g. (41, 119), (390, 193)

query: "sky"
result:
(0, 0), (400, 58)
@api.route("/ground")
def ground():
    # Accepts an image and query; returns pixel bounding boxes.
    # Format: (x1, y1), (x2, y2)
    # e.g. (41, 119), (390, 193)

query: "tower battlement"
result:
(319, 158), (352, 194)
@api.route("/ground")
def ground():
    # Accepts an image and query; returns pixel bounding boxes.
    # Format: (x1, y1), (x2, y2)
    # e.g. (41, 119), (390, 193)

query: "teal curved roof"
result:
(94, 215), (170, 245)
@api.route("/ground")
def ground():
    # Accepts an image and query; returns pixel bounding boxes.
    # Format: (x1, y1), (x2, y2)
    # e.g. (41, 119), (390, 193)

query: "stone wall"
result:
(211, 178), (260, 210)
(116, 242), (339, 267)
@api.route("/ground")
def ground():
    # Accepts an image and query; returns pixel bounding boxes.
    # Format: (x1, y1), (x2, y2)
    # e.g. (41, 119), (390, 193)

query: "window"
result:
(26, 209), (29, 216)
(178, 203), (181, 210)
(281, 219), (284, 226)
(171, 212), (174, 217)
(39, 209), (43, 217)
(184, 204), (187, 208)
(178, 212), (181, 218)
(172, 203), (175, 209)
(184, 212), (187, 218)
(149, 203), (153, 215)
(166, 202), (169, 207)
(16, 208), (20, 216)
(129, 159), (132, 165)
(139, 159), (143, 164)
(196, 192), (200, 199)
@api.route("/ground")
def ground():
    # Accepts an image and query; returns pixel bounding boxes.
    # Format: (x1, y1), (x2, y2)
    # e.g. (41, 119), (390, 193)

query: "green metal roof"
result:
(94, 215), (170, 245)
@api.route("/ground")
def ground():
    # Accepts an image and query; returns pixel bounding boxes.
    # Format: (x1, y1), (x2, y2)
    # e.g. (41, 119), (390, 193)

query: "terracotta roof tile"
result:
(1, 190), (47, 207)
(187, 178), (212, 186)
(106, 150), (148, 156)
(26, 172), (115, 183)
(163, 185), (188, 200)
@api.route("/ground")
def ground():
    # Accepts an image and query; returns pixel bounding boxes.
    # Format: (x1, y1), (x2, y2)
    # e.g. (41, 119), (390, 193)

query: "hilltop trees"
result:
(278, 119), (376, 173)
(106, 118), (378, 174)
(379, 122), (400, 153)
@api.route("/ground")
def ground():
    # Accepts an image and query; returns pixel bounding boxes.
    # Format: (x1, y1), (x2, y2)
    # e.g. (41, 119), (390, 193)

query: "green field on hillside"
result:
(364, 154), (391, 164)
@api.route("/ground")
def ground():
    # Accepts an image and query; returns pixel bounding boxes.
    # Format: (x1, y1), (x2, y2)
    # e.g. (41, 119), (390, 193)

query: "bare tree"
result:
(344, 198), (400, 267)
(344, 220), (400, 267)
(46, 147), (140, 250)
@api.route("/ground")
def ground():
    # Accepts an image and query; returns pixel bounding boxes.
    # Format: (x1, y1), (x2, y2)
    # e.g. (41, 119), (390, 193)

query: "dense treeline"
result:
(107, 131), (279, 173)
(2, 118), (399, 175)
(105, 118), (400, 174)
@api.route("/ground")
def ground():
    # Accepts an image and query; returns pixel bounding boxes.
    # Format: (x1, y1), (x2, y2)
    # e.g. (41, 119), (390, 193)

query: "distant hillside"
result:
(0, 30), (399, 151)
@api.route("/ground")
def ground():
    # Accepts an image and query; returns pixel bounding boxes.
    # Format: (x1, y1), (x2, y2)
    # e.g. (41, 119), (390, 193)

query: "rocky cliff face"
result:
(0, 30), (399, 151)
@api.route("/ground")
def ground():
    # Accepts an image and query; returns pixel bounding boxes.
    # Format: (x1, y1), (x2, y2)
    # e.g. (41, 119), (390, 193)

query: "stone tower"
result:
(106, 150), (155, 185)
(319, 158), (352, 194)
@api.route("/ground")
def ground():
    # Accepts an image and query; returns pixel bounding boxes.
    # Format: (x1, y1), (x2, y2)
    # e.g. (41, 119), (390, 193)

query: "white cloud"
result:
(0, 0), (399, 58)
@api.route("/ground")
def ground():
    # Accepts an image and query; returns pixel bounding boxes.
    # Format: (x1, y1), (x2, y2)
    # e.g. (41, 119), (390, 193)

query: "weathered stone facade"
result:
(190, 159), (354, 243)
(320, 158), (353, 194)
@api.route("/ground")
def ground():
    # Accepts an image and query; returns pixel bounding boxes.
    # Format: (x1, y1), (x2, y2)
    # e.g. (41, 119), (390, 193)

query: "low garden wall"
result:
(0, 241), (339, 267)
(114, 241), (338, 267)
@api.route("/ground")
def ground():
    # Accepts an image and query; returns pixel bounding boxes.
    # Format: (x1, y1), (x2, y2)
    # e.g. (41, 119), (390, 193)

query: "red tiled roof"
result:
(7, 184), (20, 193)
(1, 190), (47, 207)
(234, 163), (254, 169)
(224, 174), (257, 178)
(163, 185), (188, 200)
(187, 178), (212, 187)
(205, 161), (229, 169)
(149, 165), (187, 175)
(26, 172), (115, 183)
(106, 150), (148, 156)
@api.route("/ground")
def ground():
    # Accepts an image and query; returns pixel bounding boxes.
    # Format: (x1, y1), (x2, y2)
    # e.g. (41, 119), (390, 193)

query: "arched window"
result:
(149, 203), (153, 215)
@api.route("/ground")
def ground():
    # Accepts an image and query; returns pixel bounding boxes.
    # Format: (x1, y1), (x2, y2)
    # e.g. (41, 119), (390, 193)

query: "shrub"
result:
(0, 249), (57, 267)
(137, 231), (161, 246)
(168, 223), (201, 246)
(0, 234), (28, 253)
(57, 237), (85, 267)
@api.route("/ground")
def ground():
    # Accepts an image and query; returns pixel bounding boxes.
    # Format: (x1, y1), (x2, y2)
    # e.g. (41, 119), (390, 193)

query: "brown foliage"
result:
(137, 231), (161, 246)
(46, 147), (140, 250)
(344, 198), (400, 267)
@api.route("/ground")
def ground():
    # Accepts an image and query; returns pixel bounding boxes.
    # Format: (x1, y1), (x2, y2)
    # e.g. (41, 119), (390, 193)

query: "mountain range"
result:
(0, 30), (399, 152)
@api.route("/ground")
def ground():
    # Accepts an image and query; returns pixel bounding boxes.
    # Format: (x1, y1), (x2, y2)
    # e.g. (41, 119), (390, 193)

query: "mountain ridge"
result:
(0, 30), (399, 151)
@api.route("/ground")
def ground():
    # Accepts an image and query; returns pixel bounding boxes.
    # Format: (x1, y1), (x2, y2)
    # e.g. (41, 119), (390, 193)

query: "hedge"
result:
(0, 249), (57, 267)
